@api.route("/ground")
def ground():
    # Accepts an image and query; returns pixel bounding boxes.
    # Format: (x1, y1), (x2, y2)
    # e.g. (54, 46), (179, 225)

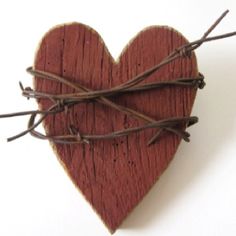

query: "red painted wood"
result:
(34, 24), (198, 233)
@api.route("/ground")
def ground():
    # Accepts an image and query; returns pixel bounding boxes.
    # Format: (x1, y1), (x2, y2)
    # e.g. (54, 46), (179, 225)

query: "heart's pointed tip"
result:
(104, 224), (117, 235)
(110, 221), (121, 234)
(109, 228), (116, 235)
(97, 215), (118, 234)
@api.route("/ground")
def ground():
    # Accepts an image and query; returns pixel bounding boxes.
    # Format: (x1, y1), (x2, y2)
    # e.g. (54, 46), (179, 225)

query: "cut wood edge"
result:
(33, 22), (199, 234)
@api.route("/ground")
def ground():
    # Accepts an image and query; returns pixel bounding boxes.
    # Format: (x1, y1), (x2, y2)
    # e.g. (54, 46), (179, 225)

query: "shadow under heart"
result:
(120, 47), (236, 231)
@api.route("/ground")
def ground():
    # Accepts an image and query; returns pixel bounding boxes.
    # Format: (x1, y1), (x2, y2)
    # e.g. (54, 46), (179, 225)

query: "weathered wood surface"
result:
(34, 24), (198, 233)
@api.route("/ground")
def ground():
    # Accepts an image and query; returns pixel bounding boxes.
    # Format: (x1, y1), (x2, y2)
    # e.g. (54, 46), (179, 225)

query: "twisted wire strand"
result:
(0, 10), (235, 145)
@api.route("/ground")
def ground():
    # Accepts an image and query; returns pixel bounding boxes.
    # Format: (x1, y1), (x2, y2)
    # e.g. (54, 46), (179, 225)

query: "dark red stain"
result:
(34, 24), (198, 233)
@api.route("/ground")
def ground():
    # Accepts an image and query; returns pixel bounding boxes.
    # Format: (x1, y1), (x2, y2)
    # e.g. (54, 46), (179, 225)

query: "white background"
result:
(0, 0), (236, 235)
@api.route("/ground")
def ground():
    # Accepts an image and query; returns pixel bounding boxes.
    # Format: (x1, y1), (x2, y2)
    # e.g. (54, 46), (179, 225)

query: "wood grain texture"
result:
(34, 23), (198, 233)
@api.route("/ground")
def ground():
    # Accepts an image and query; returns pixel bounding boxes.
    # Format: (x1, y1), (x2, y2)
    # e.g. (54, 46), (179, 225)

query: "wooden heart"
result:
(34, 23), (198, 232)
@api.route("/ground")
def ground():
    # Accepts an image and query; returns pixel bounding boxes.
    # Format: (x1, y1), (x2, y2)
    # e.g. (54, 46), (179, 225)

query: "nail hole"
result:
(128, 160), (135, 166)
